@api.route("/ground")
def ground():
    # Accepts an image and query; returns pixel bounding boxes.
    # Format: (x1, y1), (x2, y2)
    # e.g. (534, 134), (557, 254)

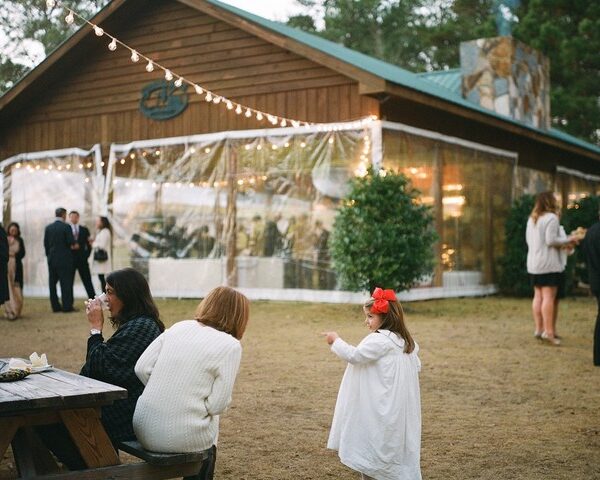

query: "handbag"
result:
(93, 248), (108, 262)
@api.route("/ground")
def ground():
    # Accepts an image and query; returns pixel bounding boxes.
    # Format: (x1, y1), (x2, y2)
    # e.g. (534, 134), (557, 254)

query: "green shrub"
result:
(330, 168), (437, 292)
(498, 195), (535, 296)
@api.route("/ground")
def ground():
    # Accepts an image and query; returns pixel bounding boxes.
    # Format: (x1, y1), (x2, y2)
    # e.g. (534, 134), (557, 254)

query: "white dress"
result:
(327, 330), (422, 480)
(91, 228), (112, 275)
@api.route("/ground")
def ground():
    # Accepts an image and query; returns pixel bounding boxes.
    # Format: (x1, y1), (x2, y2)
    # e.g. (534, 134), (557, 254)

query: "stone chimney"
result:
(460, 36), (550, 129)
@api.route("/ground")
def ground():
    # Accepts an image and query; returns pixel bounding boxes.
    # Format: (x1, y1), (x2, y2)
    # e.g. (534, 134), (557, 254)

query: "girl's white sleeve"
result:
(331, 334), (386, 365)
(545, 215), (569, 247)
(134, 333), (165, 385)
(204, 342), (242, 416)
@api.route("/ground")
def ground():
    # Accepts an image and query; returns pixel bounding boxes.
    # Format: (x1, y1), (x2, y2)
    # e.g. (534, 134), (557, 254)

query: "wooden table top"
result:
(0, 363), (127, 415)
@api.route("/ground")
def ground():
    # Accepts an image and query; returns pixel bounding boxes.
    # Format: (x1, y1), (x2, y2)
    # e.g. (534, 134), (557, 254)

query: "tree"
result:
(288, 0), (599, 144)
(330, 168), (437, 292)
(0, 0), (109, 95)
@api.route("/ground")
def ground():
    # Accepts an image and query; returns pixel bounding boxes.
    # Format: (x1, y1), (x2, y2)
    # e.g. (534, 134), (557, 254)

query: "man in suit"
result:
(582, 215), (600, 366)
(69, 210), (96, 299)
(44, 207), (76, 312)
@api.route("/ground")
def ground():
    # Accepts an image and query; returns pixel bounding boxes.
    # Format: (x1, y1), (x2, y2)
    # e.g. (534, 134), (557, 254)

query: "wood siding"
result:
(0, 1), (378, 159)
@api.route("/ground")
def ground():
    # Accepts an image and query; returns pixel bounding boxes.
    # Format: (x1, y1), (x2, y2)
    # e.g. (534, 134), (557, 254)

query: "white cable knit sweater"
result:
(133, 320), (242, 453)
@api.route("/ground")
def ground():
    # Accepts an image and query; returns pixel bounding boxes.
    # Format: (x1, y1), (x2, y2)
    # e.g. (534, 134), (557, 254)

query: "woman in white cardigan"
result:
(91, 216), (112, 292)
(526, 192), (576, 345)
(134, 286), (249, 480)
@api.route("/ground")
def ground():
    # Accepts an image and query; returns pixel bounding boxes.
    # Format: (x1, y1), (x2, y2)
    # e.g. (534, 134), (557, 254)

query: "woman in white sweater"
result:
(134, 286), (249, 480)
(526, 192), (576, 345)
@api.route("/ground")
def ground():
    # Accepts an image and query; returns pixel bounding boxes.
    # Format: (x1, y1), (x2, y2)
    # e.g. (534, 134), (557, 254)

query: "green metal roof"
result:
(209, 0), (600, 156)
(417, 69), (462, 95)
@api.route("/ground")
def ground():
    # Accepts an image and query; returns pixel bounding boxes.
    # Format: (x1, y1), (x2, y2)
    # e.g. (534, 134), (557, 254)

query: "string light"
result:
(53, 2), (351, 129)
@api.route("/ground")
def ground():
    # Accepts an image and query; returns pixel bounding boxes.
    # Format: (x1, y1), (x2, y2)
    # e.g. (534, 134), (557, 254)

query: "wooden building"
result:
(1, 0), (599, 300)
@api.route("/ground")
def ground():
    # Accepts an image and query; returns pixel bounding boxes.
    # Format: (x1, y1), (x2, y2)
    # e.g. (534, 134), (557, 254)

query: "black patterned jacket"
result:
(80, 316), (163, 441)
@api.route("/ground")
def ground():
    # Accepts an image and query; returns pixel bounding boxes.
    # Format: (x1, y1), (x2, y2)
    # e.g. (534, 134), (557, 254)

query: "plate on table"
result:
(0, 369), (30, 382)
(30, 364), (53, 373)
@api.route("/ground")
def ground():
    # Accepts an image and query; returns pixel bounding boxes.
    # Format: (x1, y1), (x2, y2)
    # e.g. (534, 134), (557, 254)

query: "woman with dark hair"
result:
(91, 216), (112, 292)
(37, 268), (164, 470)
(5, 222), (25, 320)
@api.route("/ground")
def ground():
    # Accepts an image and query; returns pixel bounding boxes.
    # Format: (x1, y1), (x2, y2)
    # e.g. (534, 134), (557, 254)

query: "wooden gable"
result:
(0, 0), (378, 158)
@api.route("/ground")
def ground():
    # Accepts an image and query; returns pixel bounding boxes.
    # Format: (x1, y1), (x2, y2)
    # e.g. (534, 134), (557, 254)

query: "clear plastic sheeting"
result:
(0, 146), (104, 296)
(107, 122), (375, 297)
(381, 123), (517, 287)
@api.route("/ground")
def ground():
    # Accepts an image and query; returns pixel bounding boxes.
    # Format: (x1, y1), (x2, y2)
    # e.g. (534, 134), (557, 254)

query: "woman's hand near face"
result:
(86, 298), (104, 331)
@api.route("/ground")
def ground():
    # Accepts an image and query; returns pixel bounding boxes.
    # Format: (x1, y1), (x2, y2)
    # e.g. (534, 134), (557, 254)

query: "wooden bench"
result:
(116, 440), (210, 479)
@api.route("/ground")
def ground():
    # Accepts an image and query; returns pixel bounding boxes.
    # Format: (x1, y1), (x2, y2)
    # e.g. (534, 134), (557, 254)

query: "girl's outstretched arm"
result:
(323, 332), (386, 365)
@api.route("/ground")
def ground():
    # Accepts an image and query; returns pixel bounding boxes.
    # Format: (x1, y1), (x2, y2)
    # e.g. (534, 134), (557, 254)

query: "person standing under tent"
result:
(69, 211), (95, 299)
(43, 207), (76, 312)
(91, 216), (113, 293)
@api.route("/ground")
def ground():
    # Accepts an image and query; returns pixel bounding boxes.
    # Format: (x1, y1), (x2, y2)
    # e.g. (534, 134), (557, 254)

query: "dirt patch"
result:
(1, 296), (599, 479)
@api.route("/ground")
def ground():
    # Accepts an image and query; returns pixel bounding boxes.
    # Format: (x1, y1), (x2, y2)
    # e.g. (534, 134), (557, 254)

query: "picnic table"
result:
(0, 362), (209, 479)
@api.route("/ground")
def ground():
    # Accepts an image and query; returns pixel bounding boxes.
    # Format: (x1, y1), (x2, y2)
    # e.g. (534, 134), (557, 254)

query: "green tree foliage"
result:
(330, 168), (437, 292)
(514, 0), (600, 144)
(498, 194), (534, 296)
(0, 0), (109, 96)
(288, 0), (599, 144)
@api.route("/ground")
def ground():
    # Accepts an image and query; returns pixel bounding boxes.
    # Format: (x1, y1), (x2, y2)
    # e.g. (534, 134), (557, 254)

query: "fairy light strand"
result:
(53, 1), (378, 130)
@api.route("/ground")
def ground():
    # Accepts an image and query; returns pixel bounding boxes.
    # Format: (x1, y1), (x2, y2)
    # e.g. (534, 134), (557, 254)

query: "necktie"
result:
(73, 226), (78, 240)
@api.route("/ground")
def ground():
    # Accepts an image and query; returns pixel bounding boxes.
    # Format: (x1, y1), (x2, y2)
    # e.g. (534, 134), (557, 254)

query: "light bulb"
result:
(245, 108), (252, 118)
(235, 105), (242, 114)
(93, 26), (104, 36)
(108, 38), (117, 51)
(205, 92), (213, 102)
(280, 119), (287, 127)
(256, 112), (263, 121)
(174, 77), (183, 87)
(65, 11), (75, 24)
(130, 50), (139, 62)
(164, 70), (173, 81)
(291, 121), (300, 128)
(226, 101), (233, 110)
(194, 85), (203, 95)
(146, 61), (154, 72)
(213, 96), (221, 104)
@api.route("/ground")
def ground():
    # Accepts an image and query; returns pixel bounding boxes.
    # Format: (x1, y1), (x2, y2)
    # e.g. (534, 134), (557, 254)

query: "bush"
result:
(330, 168), (437, 292)
(498, 195), (535, 296)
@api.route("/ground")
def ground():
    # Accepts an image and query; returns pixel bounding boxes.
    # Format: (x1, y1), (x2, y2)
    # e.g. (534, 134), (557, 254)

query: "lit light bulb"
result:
(245, 108), (252, 118)
(108, 38), (117, 51)
(280, 119), (287, 127)
(65, 11), (75, 24)
(205, 92), (213, 102)
(291, 120), (300, 128)
(145, 61), (154, 72)
(235, 105), (242, 114)
(226, 101), (233, 110)
(174, 77), (183, 87)
(256, 112), (263, 121)
(130, 50), (139, 62)
(93, 26), (104, 36)
(120, 158), (126, 165)
(164, 70), (173, 81)
(194, 85), (203, 95)
(213, 96), (221, 104)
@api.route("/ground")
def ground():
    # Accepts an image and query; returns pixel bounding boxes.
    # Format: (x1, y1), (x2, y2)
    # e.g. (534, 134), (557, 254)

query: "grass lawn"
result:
(1, 295), (599, 479)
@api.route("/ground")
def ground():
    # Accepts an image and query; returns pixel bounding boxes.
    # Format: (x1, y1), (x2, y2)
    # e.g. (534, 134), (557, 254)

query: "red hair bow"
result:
(370, 287), (397, 314)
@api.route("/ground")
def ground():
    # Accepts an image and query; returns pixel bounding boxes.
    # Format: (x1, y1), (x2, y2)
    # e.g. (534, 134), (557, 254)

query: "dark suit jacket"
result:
(583, 221), (600, 295)
(44, 219), (75, 269)
(72, 224), (93, 263)
(0, 226), (9, 303)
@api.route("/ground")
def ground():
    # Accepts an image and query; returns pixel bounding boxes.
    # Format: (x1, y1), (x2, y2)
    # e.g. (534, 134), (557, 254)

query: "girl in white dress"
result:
(91, 216), (112, 292)
(323, 288), (422, 480)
